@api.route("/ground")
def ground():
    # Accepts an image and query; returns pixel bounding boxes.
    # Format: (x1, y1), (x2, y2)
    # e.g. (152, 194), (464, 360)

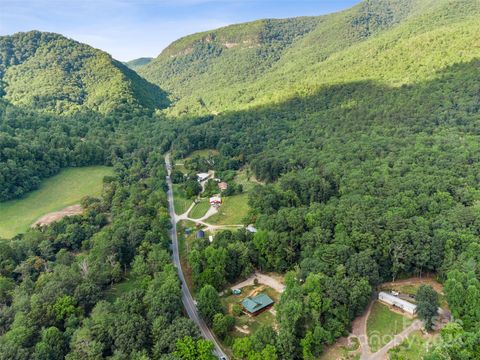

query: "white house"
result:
(210, 196), (222, 206)
(378, 291), (417, 315)
(197, 173), (210, 182)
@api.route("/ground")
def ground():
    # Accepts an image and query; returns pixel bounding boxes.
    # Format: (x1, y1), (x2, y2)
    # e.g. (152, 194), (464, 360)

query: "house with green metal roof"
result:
(242, 293), (274, 316)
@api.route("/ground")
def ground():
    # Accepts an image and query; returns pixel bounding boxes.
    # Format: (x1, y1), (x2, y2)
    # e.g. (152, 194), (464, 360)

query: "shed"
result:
(196, 230), (205, 239)
(378, 292), (417, 315)
(242, 293), (274, 316)
(246, 225), (258, 233)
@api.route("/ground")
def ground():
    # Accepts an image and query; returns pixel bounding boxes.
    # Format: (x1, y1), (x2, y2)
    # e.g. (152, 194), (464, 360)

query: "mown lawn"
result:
(388, 330), (433, 360)
(0, 166), (113, 239)
(172, 184), (193, 215)
(189, 199), (211, 219)
(206, 193), (249, 225)
(367, 301), (413, 352)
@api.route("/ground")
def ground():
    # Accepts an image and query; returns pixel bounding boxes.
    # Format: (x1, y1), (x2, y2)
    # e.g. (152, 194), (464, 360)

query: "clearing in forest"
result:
(0, 166), (113, 238)
(367, 301), (413, 352)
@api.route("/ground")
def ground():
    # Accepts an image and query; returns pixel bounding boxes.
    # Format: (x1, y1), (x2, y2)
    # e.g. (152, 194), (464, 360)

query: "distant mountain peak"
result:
(0, 31), (168, 114)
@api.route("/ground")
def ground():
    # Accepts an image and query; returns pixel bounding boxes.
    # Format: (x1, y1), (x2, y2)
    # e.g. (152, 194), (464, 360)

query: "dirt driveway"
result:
(381, 276), (444, 295)
(32, 204), (83, 227)
(231, 272), (285, 293)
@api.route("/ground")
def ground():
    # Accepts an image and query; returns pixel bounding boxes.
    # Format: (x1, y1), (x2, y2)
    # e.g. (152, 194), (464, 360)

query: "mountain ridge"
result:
(139, 0), (480, 116)
(0, 30), (168, 114)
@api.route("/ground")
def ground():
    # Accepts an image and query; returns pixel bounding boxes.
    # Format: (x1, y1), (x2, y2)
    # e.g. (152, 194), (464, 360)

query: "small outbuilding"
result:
(196, 230), (205, 239)
(218, 182), (228, 191)
(242, 293), (274, 316)
(378, 291), (417, 315)
(246, 225), (258, 233)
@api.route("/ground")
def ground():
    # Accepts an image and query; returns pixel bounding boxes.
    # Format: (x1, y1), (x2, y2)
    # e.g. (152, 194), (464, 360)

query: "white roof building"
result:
(209, 196), (222, 205)
(246, 225), (258, 233)
(378, 291), (417, 315)
(197, 173), (210, 182)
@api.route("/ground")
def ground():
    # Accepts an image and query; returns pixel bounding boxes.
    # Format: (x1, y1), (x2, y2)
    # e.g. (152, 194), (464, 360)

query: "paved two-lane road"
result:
(165, 154), (228, 359)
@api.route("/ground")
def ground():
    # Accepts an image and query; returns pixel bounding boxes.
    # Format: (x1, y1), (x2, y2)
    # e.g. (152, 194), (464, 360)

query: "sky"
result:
(0, 0), (361, 62)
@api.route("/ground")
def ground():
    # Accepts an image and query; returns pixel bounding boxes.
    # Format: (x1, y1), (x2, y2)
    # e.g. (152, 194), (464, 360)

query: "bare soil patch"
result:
(381, 276), (444, 295)
(32, 204), (83, 227)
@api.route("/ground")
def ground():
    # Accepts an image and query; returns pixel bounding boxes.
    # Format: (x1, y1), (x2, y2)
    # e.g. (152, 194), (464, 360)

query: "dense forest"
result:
(1, 0), (480, 358)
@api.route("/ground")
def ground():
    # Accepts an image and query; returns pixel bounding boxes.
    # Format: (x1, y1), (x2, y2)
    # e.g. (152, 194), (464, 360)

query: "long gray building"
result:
(378, 291), (417, 315)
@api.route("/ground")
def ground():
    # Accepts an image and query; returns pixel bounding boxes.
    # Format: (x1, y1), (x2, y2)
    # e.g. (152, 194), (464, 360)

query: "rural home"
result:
(378, 291), (417, 315)
(197, 173), (209, 182)
(242, 293), (274, 316)
(210, 196), (222, 206)
(218, 182), (228, 191)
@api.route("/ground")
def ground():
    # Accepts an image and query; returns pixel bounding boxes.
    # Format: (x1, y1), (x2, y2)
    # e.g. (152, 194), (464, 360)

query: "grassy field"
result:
(388, 330), (433, 360)
(175, 149), (219, 175)
(320, 337), (360, 360)
(172, 184), (193, 215)
(381, 277), (447, 308)
(104, 275), (142, 303)
(367, 301), (413, 352)
(189, 199), (211, 219)
(206, 193), (249, 225)
(174, 163), (187, 174)
(187, 149), (219, 158)
(0, 166), (113, 238)
(234, 167), (262, 192)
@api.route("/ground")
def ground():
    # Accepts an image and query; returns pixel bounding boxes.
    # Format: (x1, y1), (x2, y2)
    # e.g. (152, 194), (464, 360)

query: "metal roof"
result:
(242, 293), (274, 313)
(378, 291), (417, 313)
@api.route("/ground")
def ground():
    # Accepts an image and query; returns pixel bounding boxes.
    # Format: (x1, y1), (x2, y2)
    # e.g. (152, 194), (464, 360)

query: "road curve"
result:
(165, 153), (228, 359)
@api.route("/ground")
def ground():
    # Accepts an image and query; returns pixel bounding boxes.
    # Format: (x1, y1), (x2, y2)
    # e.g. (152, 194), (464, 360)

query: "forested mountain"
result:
(140, 0), (480, 116)
(2, 0), (480, 359)
(0, 31), (168, 113)
(0, 31), (172, 200)
(125, 57), (153, 71)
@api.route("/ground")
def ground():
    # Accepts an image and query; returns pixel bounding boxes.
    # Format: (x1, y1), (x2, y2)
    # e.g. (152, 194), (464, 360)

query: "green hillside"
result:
(0, 31), (168, 113)
(140, 0), (480, 116)
(165, 1), (480, 358)
(1, 1), (480, 359)
(139, 17), (320, 113)
(125, 57), (153, 71)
